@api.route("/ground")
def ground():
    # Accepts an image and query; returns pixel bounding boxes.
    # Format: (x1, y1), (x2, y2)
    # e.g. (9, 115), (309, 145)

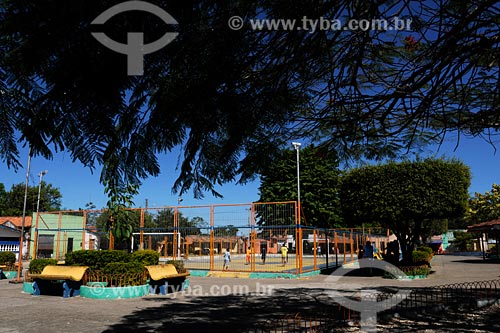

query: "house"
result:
(0, 216), (32, 259)
(30, 213), (99, 260)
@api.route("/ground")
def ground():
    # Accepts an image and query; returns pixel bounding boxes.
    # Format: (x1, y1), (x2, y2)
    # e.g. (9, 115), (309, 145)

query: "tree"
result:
(340, 159), (470, 263)
(0, 182), (62, 217)
(258, 145), (342, 228)
(467, 184), (500, 224)
(0, 183), (7, 216)
(1, 1), (498, 201)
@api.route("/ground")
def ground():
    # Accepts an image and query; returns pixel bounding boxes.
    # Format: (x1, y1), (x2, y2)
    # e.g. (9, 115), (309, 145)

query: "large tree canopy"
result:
(340, 158), (470, 263)
(258, 145), (342, 228)
(1, 1), (499, 199)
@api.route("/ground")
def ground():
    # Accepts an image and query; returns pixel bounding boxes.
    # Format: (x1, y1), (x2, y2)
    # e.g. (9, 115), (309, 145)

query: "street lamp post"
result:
(292, 142), (302, 272)
(292, 142), (301, 210)
(36, 170), (48, 215)
(33, 170), (48, 259)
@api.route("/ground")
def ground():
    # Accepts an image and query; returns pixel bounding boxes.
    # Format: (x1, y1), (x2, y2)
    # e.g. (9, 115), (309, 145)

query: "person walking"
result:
(223, 248), (231, 271)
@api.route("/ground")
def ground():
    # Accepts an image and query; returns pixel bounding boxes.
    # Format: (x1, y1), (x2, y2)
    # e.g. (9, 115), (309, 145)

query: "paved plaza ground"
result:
(0, 255), (499, 332)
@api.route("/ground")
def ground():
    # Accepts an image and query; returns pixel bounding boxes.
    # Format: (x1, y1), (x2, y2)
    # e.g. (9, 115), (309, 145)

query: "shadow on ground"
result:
(100, 285), (500, 333)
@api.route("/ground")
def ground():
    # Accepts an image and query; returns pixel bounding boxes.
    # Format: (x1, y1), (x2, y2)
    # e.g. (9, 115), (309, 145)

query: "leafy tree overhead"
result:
(0, 182), (62, 217)
(340, 159), (470, 263)
(1, 1), (498, 201)
(466, 184), (500, 225)
(258, 145), (342, 228)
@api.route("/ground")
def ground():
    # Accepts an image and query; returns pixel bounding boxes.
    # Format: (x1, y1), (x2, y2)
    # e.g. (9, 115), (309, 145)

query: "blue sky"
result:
(1, 135), (499, 211)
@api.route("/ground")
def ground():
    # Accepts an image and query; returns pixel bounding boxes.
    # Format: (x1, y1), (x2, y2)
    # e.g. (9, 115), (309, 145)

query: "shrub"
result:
(102, 261), (145, 275)
(400, 265), (431, 277)
(417, 246), (433, 256)
(29, 259), (58, 274)
(131, 250), (159, 266)
(65, 250), (129, 270)
(100, 261), (146, 286)
(412, 250), (431, 265)
(165, 260), (186, 273)
(0, 251), (16, 266)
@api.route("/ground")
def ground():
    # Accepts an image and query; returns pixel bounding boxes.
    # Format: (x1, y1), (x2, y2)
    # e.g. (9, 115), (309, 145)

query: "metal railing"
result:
(252, 279), (500, 332)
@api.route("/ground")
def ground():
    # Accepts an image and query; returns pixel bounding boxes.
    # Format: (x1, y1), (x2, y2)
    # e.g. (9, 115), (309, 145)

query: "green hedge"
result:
(0, 251), (16, 266)
(416, 246), (434, 256)
(102, 261), (145, 275)
(412, 250), (432, 265)
(65, 250), (129, 270)
(131, 250), (159, 266)
(29, 259), (58, 274)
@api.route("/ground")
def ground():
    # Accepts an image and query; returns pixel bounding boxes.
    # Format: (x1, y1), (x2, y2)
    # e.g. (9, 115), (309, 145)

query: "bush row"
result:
(65, 250), (159, 270)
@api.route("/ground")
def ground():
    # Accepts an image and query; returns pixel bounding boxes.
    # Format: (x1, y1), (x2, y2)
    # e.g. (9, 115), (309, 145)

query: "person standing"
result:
(261, 246), (267, 265)
(245, 246), (251, 265)
(280, 243), (288, 266)
(223, 248), (231, 271)
(363, 240), (374, 276)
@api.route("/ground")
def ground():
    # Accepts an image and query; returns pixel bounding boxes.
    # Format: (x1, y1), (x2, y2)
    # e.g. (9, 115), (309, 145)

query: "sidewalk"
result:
(0, 255), (498, 332)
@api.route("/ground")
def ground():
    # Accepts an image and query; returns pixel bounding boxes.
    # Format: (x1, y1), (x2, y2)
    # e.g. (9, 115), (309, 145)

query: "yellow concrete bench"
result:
(145, 264), (190, 295)
(0, 265), (6, 279)
(30, 265), (89, 298)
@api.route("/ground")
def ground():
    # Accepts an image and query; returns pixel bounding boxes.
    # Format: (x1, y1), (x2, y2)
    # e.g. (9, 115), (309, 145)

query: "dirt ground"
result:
(0, 255), (499, 332)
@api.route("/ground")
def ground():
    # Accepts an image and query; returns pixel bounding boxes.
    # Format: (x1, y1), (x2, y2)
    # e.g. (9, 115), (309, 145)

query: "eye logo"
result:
(91, 1), (178, 76)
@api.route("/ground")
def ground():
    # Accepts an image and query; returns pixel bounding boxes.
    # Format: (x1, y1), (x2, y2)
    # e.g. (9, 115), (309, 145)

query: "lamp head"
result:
(292, 142), (302, 149)
(39, 170), (48, 176)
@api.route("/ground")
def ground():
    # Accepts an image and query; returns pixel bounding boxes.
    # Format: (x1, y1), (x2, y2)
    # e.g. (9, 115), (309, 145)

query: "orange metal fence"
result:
(31, 202), (390, 274)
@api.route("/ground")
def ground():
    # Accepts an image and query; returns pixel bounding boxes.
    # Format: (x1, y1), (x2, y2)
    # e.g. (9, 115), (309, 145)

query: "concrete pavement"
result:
(0, 255), (498, 332)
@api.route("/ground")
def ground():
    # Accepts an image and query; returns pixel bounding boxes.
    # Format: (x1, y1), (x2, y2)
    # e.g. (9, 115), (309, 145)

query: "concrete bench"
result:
(30, 265), (89, 298)
(145, 264), (190, 295)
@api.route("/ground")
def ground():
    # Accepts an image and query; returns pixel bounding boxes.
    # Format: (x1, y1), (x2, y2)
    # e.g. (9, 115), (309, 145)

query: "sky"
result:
(1, 135), (500, 211)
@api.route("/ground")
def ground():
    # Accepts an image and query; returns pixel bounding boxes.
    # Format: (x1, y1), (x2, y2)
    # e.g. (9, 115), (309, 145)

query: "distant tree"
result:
(340, 159), (470, 263)
(1, 182), (62, 216)
(0, 183), (7, 216)
(467, 184), (500, 224)
(451, 231), (474, 252)
(214, 225), (239, 237)
(258, 145), (342, 228)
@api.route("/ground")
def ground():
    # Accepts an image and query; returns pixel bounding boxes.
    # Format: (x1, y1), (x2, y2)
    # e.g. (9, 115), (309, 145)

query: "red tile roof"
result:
(467, 219), (500, 232)
(0, 216), (33, 228)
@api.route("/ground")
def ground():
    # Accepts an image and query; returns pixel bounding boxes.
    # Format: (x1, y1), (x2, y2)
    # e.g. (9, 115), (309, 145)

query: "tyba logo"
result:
(91, 1), (178, 76)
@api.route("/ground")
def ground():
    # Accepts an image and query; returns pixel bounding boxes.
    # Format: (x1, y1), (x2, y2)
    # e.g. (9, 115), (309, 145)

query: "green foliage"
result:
(65, 250), (129, 270)
(101, 261), (145, 275)
(412, 250), (432, 265)
(28, 259), (58, 274)
(165, 260), (187, 274)
(401, 265), (431, 277)
(416, 246), (434, 256)
(341, 158), (470, 263)
(2, 1), (498, 204)
(451, 231), (474, 251)
(0, 251), (16, 265)
(130, 250), (159, 266)
(101, 262), (146, 286)
(467, 184), (500, 224)
(258, 145), (343, 228)
(0, 181), (62, 216)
